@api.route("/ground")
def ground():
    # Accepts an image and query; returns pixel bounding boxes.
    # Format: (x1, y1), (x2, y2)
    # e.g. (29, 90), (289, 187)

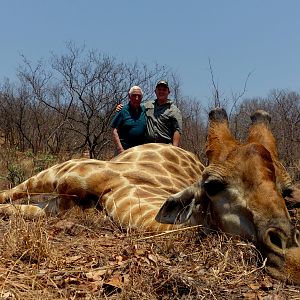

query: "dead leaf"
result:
(140, 256), (150, 265)
(242, 292), (257, 300)
(1, 291), (15, 299)
(248, 283), (261, 290)
(66, 255), (82, 263)
(260, 278), (273, 290)
(86, 269), (107, 281)
(148, 254), (158, 264)
(64, 276), (80, 284)
(115, 255), (123, 263)
(123, 274), (130, 284)
(135, 249), (146, 256)
(91, 280), (103, 292)
(157, 254), (171, 264)
(54, 220), (75, 230)
(105, 274), (123, 288)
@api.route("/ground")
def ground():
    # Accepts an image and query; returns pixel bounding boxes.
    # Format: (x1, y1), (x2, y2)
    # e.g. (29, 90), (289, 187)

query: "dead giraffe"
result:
(1, 108), (300, 283)
(0, 143), (204, 232)
(156, 108), (300, 284)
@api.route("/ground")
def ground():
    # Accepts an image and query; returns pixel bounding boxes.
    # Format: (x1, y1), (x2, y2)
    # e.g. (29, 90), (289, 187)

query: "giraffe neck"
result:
(104, 144), (204, 231)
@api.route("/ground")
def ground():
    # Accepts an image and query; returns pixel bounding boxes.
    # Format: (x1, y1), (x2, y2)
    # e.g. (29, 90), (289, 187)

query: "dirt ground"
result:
(1, 207), (300, 300)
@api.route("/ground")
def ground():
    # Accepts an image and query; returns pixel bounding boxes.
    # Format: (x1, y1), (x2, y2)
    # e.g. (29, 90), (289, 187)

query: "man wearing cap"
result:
(111, 86), (146, 154)
(144, 80), (182, 146)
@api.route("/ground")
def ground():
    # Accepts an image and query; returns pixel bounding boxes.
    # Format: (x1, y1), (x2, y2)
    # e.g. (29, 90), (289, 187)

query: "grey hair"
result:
(128, 86), (143, 96)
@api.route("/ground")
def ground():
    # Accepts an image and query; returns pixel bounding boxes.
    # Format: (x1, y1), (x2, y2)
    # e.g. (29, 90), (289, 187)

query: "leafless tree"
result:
(180, 97), (207, 160)
(6, 42), (172, 158)
(231, 90), (300, 177)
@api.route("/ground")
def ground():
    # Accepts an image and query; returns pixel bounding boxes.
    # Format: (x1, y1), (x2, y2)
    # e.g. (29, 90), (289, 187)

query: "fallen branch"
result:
(136, 224), (203, 241)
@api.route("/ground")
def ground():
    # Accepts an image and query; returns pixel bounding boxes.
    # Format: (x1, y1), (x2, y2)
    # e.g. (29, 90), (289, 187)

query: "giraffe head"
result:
(156, 108), (300, 284)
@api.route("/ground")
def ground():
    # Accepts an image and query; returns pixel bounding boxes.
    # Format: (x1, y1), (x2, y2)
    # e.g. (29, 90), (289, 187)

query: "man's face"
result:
(155, 85), (170, 101)
(129, 89), (143, 109)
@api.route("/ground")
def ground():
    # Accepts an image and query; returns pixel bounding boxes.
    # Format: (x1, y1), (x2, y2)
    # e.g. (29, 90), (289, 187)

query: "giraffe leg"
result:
(0, 204), (46, 219)
(0, 168), (58, 203)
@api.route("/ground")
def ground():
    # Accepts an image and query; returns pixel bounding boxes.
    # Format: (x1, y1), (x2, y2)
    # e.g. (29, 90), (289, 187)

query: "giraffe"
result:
(1, 108), (300, 283)
(156, 108), (300, 284)
(0, 143), (204, 232)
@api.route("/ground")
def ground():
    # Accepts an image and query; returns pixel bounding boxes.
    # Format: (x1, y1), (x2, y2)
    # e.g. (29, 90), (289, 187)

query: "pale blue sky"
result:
(1, 0), (300, 104)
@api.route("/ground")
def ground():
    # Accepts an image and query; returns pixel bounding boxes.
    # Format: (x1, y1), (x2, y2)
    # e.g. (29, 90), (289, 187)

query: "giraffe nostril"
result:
(268, 231), (283, 249)
(264, 228), (287, 253)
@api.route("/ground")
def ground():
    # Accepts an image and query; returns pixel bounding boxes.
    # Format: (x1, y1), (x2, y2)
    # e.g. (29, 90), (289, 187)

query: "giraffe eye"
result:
(202, 179), (226, 197)
(281, 187), (293, 198)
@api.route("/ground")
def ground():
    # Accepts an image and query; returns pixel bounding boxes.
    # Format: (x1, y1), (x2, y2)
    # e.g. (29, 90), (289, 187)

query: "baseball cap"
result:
(156, 80), (169, 89)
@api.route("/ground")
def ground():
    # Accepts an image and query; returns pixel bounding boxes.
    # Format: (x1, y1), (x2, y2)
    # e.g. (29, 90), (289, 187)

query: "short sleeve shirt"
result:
(144, 100), (182, 143)
(111, 104), (146, 149)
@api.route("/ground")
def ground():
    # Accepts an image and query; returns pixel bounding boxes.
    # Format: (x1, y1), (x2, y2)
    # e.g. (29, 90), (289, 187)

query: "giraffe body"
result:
(0, 143), (204, 231)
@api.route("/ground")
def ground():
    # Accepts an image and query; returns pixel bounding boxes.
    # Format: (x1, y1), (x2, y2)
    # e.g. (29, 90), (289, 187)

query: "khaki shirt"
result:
(144, 99), (182, 143)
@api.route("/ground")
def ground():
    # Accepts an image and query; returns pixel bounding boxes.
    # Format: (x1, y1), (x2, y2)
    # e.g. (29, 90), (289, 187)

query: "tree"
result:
(5, 42), (173, 158)
(232, 90), (300, 177)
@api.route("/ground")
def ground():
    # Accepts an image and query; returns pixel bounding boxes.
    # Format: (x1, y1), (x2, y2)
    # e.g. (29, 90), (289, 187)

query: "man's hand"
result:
(116, 103), (123, 112)
(172, 131), (181, 147)
(117, 147), (125, 154)
(112, 128), (124, 155)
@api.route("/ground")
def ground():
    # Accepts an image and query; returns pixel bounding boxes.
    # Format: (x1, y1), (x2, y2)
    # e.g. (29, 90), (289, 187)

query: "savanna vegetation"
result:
(0, 43), (300, 299)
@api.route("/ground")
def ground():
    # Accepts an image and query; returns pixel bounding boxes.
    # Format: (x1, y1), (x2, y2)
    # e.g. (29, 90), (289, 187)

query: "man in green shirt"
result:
(144, 80), (182, 146)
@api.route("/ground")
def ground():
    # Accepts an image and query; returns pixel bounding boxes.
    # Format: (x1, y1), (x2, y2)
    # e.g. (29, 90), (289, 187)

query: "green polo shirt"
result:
(144, 99), (182, 143)
(111, 103), (146, 149)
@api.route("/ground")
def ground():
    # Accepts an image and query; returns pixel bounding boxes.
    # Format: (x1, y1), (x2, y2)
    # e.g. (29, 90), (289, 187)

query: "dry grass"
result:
(0, 151), (300, 299)
(1, 208), (300, 299)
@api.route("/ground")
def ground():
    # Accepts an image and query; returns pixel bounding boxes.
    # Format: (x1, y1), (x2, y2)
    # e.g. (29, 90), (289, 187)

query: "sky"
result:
(1, 0), (300, 105)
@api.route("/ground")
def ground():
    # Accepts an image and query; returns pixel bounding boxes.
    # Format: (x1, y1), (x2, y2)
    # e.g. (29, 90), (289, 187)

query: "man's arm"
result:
(172, 130), (181, 147)
(112, 128), (124, 154)
(171, 105), (182, 147)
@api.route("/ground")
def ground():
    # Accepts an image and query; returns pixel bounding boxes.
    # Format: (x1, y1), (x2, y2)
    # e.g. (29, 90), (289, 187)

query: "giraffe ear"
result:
(155, 196), (195, 224)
